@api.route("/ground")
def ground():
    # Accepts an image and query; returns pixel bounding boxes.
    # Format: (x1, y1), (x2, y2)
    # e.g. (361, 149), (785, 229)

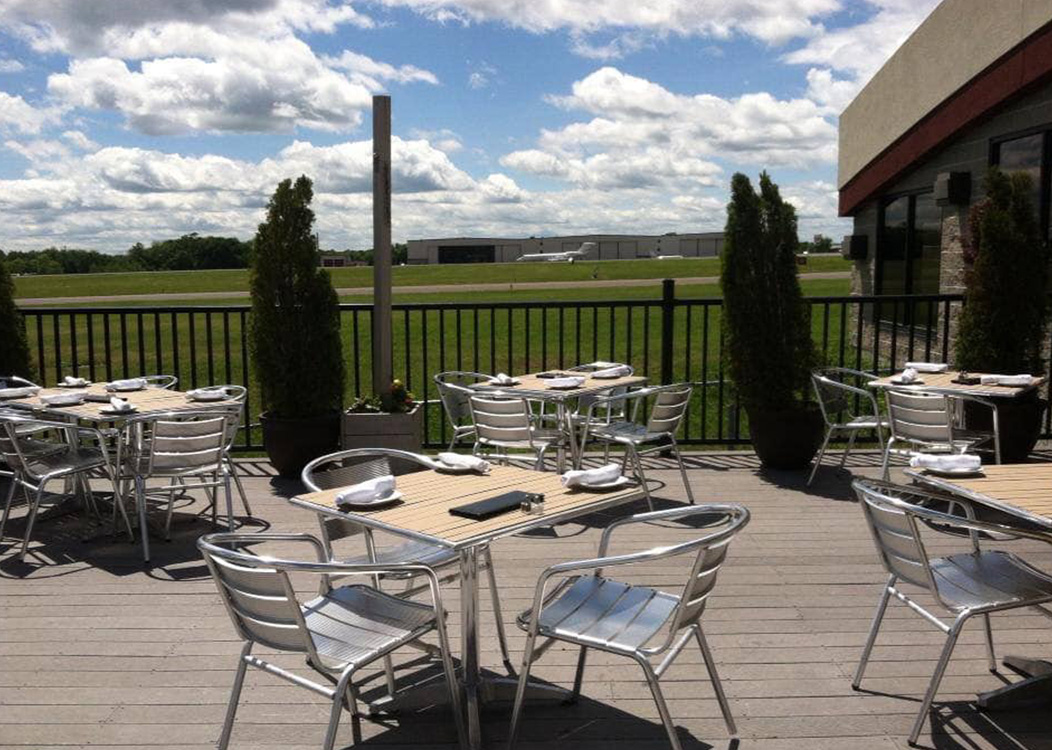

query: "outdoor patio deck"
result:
(2, 453), (1051, 750)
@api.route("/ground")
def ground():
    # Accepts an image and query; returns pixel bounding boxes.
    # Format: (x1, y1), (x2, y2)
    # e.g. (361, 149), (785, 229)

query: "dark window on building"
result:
(877, 191), (942, 325)
(992, 129), (1051, 240)
(437, 245), (495, 263)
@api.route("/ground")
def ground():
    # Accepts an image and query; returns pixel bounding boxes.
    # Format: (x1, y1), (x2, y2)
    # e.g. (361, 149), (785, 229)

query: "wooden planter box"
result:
(341, 405), (423, 453)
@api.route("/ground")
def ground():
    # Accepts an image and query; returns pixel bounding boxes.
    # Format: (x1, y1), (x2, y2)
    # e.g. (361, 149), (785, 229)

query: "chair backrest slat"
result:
(205, 554), (312, 653)
(646, 386), (692, 435)
(887, 390), (952, 446)
(853, 480), (937, 592)
(470, 396), (533, 444)
(434, 371), (489, 426)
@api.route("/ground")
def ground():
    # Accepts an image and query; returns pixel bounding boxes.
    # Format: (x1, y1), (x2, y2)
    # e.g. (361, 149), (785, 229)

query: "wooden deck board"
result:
(1, 455), (1051, 748)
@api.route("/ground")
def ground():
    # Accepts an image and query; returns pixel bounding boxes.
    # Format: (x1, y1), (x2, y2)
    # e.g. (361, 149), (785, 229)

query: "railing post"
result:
(660, 278), (675, 384)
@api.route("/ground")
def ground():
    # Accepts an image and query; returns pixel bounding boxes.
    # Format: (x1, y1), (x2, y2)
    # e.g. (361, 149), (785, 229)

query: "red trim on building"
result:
(839, 21), (1052, 216)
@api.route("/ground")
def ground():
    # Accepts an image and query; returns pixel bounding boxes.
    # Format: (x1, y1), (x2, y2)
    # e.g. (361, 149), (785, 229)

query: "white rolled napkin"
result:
(897, 367), (919, 384)
(108, 396), (134, 413)
(547, 376), (585, 389)
(909, 453), (982, 471)
(335, 475), (396, 507)
(0, 386), (40, 398)
(41, 392), (85, 406)
(107, 378), (146, 391)
(591, 365), (631, 378)
(561, 462), (623, 488)
(437, 452), (490, 473)
(489, 372), (516, 385)
(980, 374), (1035, 387)
(904, 362), (949, 373)
(63, 375), (89, 386)
(187, 387), (227, 401)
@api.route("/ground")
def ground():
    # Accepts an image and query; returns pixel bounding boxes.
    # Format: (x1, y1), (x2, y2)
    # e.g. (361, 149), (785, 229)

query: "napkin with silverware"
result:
(436, 453), (490, 473)
(335, 475), (396, 507)
(904, 362), (948, 373)
(980, 374), (1035, 387)
(561, 463), (622, 488)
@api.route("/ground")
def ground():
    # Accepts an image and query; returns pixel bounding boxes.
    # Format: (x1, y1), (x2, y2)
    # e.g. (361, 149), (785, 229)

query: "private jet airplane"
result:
(517, 241), (596, 263)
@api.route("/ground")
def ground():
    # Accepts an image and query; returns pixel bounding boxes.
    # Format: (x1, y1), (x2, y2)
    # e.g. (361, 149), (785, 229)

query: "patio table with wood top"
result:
(470, 371), (647, 469)
(290, 463), (643, 749)
(869, 370), (1046, 399)
(1, 382), (241, 425)
(907, 463), (1052, 708)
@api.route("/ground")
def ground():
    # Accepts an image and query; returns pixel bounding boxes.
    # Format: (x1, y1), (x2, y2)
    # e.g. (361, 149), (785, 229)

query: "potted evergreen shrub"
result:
(956, 167), (1049, 461)
(250, 176), (345, 477)
(721, 172), (822, 469)
(342, 379), (423, 452)
(0, 253), (33, 379)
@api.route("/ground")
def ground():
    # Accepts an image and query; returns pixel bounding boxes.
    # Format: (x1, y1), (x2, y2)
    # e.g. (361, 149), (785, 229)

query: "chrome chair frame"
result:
(433, 371), (491, 451)
(301, 448), (513, 675)
(809, 367), (887, 485)
(118, 409), (233, 563)
(143, 374), (179, 389)
(851, 479), (1052, 745)
(468, 394), (565, 470)
(508, 504), (749, 750)
(198, 532), (466, 750)
(0, 414), (132, 561)
(881, 389), (995, 479)
(577, 383), (695, 508)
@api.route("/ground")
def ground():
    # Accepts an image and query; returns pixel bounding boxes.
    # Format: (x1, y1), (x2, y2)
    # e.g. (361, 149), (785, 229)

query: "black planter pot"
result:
(260, 410), (340, 479)
(747, 404), (824, 470)
(963, 394), (1047, 463)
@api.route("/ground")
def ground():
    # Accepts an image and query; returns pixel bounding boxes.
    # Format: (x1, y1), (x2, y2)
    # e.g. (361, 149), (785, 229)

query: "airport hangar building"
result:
(405, 233), (724, 265)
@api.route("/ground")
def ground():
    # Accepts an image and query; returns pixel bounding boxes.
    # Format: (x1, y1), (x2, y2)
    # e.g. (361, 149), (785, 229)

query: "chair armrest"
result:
(597, 504), (747, 556)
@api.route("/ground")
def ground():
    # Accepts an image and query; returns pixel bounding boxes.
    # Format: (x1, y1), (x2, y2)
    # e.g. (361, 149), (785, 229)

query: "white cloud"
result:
(61, 130), (100, 151)
(0, 58), (24, 73)
(47, 37), (373, 134)
(4, 138), (72, 163)
(324, 50), (439, 89)
(0, 0), (373, 56)
(409, 128), (463, 153)
(372, 0), (841, 45)
(0, 91), (60, 134)
(784, 0), (940, 113)
(501, 67), (836, 194)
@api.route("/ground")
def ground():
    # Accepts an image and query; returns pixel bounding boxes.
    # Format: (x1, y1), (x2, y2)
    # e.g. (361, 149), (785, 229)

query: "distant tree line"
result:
(1, 236), (408, 275)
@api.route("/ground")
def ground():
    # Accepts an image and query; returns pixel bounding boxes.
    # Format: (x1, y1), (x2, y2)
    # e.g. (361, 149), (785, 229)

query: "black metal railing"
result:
(19, 284), (1009, 451)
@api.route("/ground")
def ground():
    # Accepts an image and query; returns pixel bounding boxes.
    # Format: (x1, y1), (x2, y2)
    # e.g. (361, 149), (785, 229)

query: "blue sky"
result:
(0, 0), (939, 251)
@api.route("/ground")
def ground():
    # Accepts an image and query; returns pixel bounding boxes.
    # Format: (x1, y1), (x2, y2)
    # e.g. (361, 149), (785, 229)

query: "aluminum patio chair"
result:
(433, 371), (491, 450)
(882, 389), (994, 479)
(143, 374), (178, 389)
(577, 383), (695, 508)
(850, 479), (1052, 745)
(468, 394), (566, 470)
(198, 532), (466, 750)
(809, 367), (888, 485)
(119, 410), (232, 563)
(508, 503), (750, 750)
(0, 412), (132, 561)
(302, 448), (513, 674)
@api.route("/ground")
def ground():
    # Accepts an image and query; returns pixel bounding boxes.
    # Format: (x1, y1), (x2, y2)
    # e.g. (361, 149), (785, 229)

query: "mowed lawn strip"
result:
(14, 256), (852, 300)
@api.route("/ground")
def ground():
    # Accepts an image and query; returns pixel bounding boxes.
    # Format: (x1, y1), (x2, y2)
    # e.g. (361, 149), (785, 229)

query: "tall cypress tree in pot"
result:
(956, 167), (1049, 460)
(721, 172), (822, 468)
(0, 253), (33, 380)
(250, 176), (345, 477)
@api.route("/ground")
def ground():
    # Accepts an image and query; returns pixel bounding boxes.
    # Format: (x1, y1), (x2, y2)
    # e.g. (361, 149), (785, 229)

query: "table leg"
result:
(978, 655), (1052, 709)
(460, 546), (482, 750)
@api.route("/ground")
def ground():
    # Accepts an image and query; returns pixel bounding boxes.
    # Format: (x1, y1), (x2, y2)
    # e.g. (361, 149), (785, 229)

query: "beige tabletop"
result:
(870, 370), (1046, 399)
(471, 371), (646, 400)
(906, 463), (1052, 529)
(2, 383), (240, 422)
(290, 463), (642, 550)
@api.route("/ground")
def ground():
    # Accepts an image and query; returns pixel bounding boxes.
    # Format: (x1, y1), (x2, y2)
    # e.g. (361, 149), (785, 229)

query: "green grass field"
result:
(14, 254), (863, 448)
(13, 255), (851, 300)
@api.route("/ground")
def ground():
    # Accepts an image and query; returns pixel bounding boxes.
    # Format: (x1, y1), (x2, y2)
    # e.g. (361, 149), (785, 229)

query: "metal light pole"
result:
(372, 95), (393, 393)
